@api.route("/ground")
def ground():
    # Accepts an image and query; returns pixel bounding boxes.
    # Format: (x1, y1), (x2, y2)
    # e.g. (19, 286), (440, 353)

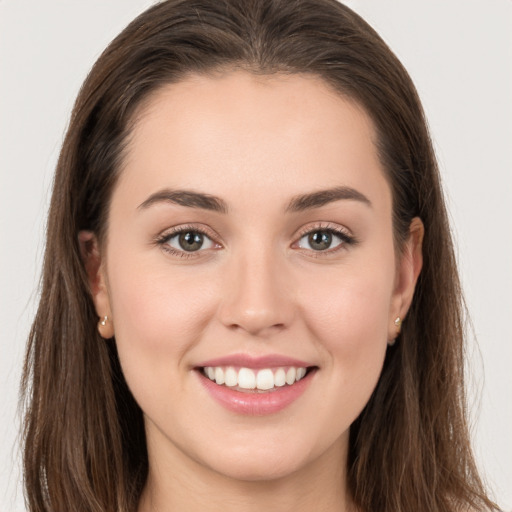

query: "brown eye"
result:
(164, 230), (215, 253)
(178, 231), (204, 252)
(297, 229), (349, 252)
(308, 231), (333, 251)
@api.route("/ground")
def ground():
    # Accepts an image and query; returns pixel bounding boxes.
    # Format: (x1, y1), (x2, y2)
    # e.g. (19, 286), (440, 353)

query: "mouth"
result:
(198, 365), (315, 393)
(194, 356), (318, 415)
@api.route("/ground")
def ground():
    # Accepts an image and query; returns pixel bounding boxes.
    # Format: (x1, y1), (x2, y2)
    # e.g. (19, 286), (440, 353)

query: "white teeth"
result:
(256, 369), (274, 390)
(214, 367), (225, 385)
(274, 368), (286, 387)
(203, 365), (309, 390)
(296, 367), (306, 381)
(224, 367), (237, 387)
(238, 368), (256, 389)
(285, 367), (296, 385)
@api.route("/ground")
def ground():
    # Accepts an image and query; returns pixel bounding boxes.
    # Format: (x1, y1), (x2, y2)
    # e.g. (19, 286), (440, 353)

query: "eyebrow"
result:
(138, 188), (228, 213)
(138, 185), (371, 214)
(285, 186), (371, 212)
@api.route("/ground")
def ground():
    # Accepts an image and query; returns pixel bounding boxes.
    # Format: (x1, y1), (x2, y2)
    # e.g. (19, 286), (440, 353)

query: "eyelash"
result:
(155, 222), (358, 260)
(294, 222), (358, 257)
(155, 224), (218, 259)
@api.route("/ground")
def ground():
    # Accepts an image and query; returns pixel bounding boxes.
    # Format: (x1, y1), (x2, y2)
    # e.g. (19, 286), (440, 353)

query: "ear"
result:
(78, 231), (115, 339)
(388, 217), (424, 342)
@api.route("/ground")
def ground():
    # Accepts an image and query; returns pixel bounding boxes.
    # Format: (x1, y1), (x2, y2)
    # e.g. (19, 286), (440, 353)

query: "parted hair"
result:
(21, 1), (498, 511)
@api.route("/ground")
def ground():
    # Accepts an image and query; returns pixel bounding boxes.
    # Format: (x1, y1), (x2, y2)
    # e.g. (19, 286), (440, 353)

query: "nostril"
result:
(232, 324), (286, 337)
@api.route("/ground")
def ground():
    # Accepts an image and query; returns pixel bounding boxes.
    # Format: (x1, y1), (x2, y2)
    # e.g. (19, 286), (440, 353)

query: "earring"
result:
(98, 315), (114, 339)
(388, 317), (402, 346)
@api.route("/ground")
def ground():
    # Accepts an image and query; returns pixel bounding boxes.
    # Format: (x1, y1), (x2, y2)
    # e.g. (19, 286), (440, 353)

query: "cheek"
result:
(106, 253), (218, 374)
(299, 266), (394, 347)
(296, 255), (395, 406)
(105, 254), (223, 428)
(276, 259), (395, 450)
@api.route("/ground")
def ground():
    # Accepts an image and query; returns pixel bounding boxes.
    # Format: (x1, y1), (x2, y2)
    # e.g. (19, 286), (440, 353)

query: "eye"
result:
(158, 227), (217, 256)
(296, 228), (354, 252)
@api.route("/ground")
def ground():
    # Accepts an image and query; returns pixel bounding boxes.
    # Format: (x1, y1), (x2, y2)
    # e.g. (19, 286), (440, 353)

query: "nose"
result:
(218, 248), (295, 337)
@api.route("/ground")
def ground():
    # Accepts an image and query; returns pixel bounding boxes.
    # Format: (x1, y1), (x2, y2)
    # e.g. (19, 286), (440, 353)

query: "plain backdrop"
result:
(1, 1), (511, 510)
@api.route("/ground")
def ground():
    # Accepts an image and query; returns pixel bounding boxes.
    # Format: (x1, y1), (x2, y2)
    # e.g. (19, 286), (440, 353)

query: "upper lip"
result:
(195, 353), (314, 369)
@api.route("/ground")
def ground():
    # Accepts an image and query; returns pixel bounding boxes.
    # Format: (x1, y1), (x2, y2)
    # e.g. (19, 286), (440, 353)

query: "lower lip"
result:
(197, 369), (315, 416)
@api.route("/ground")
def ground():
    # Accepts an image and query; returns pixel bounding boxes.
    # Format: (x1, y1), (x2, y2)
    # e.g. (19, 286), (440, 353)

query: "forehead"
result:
(117, 71), (390, 213)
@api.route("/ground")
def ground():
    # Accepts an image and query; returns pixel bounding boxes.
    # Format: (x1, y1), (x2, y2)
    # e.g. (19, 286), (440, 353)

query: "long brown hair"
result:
(21, 1), (498, 511)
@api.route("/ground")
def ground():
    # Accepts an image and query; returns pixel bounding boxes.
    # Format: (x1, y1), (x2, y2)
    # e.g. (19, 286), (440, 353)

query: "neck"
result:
(138, 431), (355, 512)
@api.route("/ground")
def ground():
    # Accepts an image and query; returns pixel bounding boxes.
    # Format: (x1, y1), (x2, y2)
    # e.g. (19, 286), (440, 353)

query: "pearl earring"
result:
(388, 317), (402, 346)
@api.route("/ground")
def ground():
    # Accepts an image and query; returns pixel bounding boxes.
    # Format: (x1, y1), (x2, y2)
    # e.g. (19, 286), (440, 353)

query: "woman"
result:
(20, 0), (499, 511)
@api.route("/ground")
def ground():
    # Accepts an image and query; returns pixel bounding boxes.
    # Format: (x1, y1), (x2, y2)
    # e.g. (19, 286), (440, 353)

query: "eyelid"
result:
(294, 221), (355, 241)
(154, 223), (223, 258)
(291, 221), (358, 255)
(156, 223), (221, 242)
(153, 221), (356, 259)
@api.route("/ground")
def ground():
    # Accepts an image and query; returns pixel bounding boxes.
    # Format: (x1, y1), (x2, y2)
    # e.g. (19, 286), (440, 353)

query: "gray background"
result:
(1, 1), (511, 510)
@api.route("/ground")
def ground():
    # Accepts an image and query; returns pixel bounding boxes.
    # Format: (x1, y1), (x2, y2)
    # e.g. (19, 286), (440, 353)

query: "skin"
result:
(83, 71), (423, 512)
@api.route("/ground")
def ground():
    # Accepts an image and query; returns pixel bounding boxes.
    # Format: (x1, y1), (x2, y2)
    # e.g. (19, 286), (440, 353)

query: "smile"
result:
(202, 366), (308, 392)
(195, 355), (317, 415)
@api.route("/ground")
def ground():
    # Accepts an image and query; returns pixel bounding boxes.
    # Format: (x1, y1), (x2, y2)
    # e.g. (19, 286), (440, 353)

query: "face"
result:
(89, 71), (421, 483)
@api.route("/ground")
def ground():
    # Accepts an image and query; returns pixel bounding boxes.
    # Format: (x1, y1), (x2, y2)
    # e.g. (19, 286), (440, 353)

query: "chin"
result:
(208, 454), (305, 483)
(192, 432), (327, 483)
